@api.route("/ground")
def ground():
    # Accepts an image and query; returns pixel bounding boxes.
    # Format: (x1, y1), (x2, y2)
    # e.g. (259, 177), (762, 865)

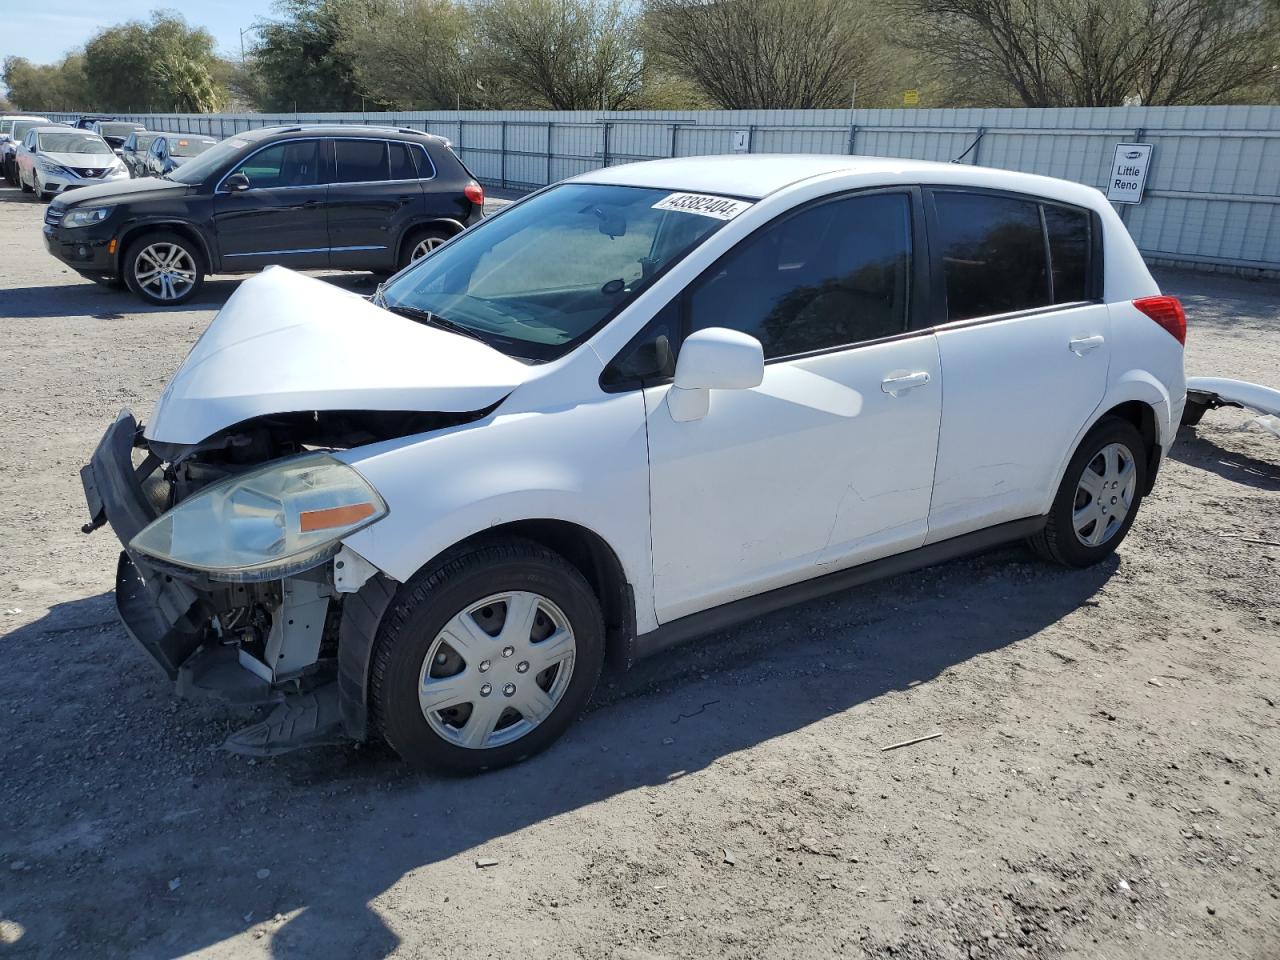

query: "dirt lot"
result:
(0, 179), (1277, 960)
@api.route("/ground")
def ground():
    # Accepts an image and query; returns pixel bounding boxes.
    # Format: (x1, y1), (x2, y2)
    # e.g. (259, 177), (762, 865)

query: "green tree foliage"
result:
(252, 0), (363, 111)
(83, 11), (226, 111)
(473, 0), (646, 109)
(2, 54), (89, 110)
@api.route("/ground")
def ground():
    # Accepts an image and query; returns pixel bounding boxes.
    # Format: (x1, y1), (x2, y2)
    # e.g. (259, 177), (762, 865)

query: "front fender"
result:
(336, 392), (657, 632)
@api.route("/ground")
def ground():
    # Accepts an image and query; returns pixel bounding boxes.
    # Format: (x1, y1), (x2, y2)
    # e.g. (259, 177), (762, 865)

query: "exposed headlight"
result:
(62, 206), (113, 228)
(37, 158), (72, 176)
(130, 454), (387, 582)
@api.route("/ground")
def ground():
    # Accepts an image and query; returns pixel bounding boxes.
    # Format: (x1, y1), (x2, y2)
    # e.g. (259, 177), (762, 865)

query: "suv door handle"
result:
(301, 199), (324, 208)
(881, 371), (931, 396)
(1069, 335), (1105, 356)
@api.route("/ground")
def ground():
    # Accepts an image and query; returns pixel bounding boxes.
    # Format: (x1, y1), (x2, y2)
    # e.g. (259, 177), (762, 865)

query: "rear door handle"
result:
(1069, 335), (1105, 356)
(881, 371), (931, 396)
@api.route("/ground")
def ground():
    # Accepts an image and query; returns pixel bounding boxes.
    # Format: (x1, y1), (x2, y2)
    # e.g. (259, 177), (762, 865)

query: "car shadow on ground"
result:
(0, 271), (379, 319)
(1170, 424), (1280, 490)
(3, 545), (1117, 958)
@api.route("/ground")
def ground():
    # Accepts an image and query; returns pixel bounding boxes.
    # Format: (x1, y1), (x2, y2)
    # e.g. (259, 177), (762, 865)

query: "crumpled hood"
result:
(146, 267), (532, 445)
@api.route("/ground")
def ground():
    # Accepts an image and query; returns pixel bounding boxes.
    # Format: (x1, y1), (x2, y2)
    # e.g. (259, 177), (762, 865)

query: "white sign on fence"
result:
(731, 129), (750, 153)
(1107, 143), (1153, 204)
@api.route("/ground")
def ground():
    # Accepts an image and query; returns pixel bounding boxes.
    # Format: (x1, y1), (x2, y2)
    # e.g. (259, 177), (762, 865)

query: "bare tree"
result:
(644, 0), (883, 109)
(474, 0), (645, 109)
(899, 0), (1279, 107)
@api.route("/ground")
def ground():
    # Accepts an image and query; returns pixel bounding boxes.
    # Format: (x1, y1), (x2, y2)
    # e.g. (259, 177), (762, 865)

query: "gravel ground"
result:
(0, 180), (1277, 960)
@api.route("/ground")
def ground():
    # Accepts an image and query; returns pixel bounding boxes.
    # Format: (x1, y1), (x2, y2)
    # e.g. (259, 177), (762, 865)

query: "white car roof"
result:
(574, 154), (1106, 209)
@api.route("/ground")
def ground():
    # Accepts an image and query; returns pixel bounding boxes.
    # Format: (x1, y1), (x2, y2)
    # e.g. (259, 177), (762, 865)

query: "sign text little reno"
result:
(1106, 143), (1154, 204)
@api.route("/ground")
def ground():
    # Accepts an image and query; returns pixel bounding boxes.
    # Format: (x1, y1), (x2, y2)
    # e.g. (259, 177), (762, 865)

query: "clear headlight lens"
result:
(63, 206), (113, 228)
(37, 159), (71, 176)
(130, 454), (387, 582)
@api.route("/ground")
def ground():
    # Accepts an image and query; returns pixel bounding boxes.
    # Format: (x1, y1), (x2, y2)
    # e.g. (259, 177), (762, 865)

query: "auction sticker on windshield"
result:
(652, 193), (752, 220)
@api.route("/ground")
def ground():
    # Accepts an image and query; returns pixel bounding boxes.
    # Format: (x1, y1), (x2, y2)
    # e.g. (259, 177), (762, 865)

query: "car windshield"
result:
(171, 137), (216, 157)
(12, 121), (52, 140)
(99, 123), (141, 137)
(164, 137), (244, 184)
(38, 132), (112, 155)
(378, 183), (738, 361)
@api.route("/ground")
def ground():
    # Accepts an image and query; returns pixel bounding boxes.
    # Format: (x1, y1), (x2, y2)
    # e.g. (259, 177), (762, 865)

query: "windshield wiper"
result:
(381, 302), (488, 345)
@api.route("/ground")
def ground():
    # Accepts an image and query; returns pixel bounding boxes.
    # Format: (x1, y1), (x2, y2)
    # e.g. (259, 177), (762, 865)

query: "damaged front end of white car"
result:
(79, 267), (531, 755)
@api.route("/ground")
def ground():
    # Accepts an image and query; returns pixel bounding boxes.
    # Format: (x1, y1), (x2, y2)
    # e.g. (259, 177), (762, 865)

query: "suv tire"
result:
(123, 231), (205, 306)
(1030, 416), (1148, 568)
(398, 226), (453, 270)
(370, 537), (605, 773)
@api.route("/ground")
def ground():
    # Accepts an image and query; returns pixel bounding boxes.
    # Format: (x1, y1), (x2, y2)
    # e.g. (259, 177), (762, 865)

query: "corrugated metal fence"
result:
(48, 105), (1280, 275)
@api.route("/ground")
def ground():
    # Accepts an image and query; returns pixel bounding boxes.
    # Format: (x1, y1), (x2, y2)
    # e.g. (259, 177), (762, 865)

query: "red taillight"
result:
(464, 181), (484, 206)
(1133, 295), (1186, 345)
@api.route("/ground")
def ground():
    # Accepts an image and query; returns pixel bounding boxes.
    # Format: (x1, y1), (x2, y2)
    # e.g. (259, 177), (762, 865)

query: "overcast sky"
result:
(2, 0), (275, 66)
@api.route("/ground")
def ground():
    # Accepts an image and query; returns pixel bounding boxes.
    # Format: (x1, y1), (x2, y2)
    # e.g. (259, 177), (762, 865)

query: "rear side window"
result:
(934, 192), (1049, 321)
(334, 139), (388, 183)
(687, 192), (912, 360)
(389, 141), (417, 180)
(1044, 204), (1091, 303)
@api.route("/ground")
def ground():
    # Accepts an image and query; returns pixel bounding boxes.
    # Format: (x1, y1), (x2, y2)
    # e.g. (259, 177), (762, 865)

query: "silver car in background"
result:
(17, 128), (128, 200)
(1, 116), (50, 185)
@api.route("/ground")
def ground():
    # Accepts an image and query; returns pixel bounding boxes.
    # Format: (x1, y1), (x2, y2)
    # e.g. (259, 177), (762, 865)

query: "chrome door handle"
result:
(1069, 335), (1105, 356)
(881, 371), (931, 396)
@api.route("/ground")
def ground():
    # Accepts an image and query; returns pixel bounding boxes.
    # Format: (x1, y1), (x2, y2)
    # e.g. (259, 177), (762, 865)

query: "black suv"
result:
(43, 125), (485, 305)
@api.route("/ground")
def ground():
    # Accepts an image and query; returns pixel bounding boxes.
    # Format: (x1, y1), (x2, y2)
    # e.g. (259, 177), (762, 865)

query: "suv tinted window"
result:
(1044, 204), (1091, 303)
(389, 141), (417, 180)
(687, 192), (912, 360)
(232, 140), (321, 189)
(934, 192), (1050, 321)
(334, 139), (388, 183)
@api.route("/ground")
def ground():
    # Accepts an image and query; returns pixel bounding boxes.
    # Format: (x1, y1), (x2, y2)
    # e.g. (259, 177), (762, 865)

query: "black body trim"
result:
(631, 516), (1046, 661)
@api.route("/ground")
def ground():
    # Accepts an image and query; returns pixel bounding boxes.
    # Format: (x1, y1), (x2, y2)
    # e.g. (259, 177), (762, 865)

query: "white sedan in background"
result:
(17, 127), (128, 200)
(81, 155), (1186, 773)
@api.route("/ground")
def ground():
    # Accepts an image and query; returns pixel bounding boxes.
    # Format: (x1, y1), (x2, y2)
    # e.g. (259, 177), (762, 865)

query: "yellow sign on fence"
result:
(903, 89), (920, 106)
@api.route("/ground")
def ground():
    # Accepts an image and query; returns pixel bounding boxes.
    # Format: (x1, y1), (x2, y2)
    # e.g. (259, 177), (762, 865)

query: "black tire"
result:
(123, 231), (205, 306)
(1030, 416), (1148, 568)
(370, 536), (605, 774)
(19, 174), (32, 194)
(398, 227), (453, 270)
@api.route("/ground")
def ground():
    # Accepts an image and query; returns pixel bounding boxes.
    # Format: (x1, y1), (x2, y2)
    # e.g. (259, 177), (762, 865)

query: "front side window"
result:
(687, 192), (912, 360)
(379, 183), (733, 361)
(934, 192), (1049, 321)
(230, 140), (321, 189)
(334, 139), (388, 183)
(389, 141), (418, 180)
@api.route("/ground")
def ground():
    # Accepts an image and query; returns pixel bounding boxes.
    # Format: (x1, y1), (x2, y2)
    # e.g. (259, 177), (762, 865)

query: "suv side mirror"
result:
(667, 327), (764, 422)
(223, 172), (250, 193)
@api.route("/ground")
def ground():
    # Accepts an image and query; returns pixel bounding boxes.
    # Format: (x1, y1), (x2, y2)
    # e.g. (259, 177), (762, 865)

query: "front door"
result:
(212, 139), (329, 272)
(643, 190), (943, 624)
(923, 190), (1111, 541)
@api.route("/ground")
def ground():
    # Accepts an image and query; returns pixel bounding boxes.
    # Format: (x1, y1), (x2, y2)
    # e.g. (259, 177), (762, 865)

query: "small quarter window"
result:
(934, 192), (1049, 321)
(1044, 204), (1091, 303)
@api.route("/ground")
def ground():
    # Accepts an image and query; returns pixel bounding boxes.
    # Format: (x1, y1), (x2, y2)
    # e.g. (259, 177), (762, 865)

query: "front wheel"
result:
(370, 537), (605, 773)
(123, 232), (204, 306)
(1030, 416), (1147, 568)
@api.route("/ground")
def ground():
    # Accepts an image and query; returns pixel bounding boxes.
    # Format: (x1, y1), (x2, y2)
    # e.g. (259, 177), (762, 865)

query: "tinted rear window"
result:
(934, 193), (1049, 321)
(334, 139), (388, 183)
(389, 141), (417, 180)
(1044, 204), (1091, 302)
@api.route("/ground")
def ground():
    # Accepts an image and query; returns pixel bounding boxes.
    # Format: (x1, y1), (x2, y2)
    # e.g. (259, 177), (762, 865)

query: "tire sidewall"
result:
(123, 231), (204, 306)
(398, 227), (452, 271)
(375, 548), (605, 773)
(1049, 418), (1147, 566)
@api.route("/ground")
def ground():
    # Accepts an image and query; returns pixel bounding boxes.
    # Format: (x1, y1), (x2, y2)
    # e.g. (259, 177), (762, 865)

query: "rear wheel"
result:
(123, 232), (204, 306)
(370, 537), (605, 773)
(1030, 417), (1147, 567)
(398, 227), (453, 270)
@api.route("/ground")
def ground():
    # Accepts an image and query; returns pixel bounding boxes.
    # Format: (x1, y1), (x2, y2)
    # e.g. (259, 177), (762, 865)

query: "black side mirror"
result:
(224, 172), (250, 193)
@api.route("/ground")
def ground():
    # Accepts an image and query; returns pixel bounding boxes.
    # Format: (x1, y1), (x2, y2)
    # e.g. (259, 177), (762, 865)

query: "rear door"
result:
(326, 138), (422, 270)
(211, 138), (330, 271)
(923, 189), (1109, 542)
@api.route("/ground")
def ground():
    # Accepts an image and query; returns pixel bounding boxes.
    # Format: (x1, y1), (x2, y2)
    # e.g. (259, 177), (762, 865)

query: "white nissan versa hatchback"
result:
(81, 155), (1186, 772)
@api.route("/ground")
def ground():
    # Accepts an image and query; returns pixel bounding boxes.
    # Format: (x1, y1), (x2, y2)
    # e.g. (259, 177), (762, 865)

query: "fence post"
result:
(670, 123), (679, 158)
(545, 122), (553, 185)
(847, 124), (859, 155)
(500, 120), (507, 189)
(747, 124), (756, 153)
(970, 126), (986, 164)
(602, 121), (612, 168)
